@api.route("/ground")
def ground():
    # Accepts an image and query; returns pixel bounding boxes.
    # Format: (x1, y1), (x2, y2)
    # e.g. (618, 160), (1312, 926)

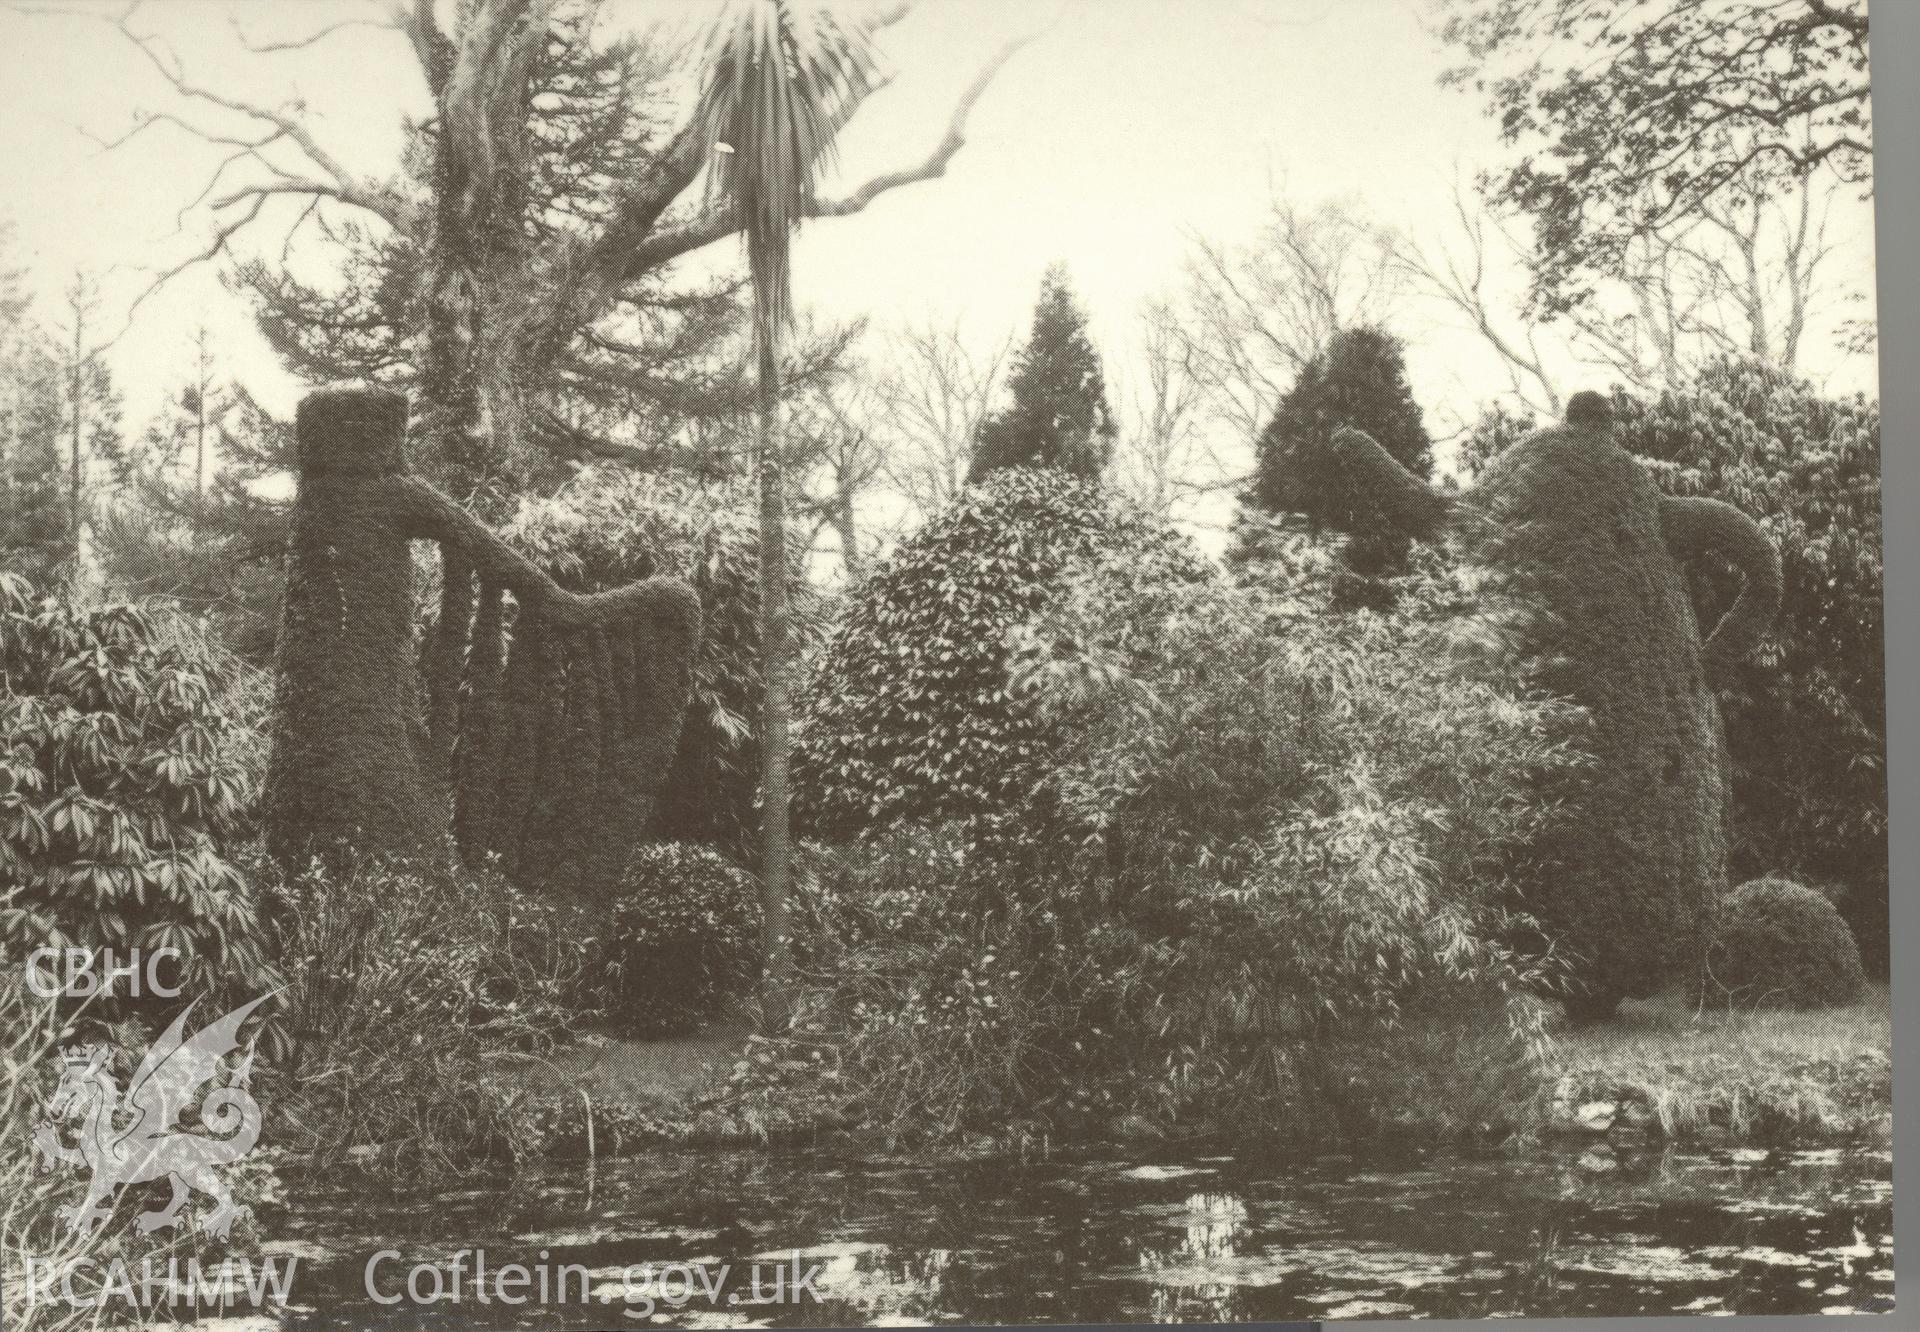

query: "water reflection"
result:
(263, 1143), (1893, 1327)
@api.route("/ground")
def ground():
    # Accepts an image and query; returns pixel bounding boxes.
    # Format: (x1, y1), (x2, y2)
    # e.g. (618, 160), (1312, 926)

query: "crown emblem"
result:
(59, 1043), (103, 1069)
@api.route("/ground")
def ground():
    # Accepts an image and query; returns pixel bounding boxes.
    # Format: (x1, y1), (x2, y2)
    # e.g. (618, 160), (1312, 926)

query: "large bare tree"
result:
(1167, 194), (1404, 462)
(870, 319), (1010, 524)
(1436, 0), (1870, 316)
(17, 0), (1037, 500)
(1113, 299), (1221, 522)
(1395, 173), (1852, 421)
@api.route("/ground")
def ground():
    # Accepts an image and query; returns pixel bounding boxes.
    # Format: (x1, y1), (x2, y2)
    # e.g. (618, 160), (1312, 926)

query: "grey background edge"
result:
(1350, 1), (1916, 1330)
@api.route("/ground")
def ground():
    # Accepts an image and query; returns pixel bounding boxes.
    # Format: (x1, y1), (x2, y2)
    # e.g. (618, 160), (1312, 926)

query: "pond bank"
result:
(491, 985), (1891, 1163)
(1539, 985), (1892, 1145)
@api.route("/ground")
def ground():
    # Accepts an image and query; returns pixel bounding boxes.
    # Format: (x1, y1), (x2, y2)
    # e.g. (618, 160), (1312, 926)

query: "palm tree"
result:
(693, 0), (881, 1028)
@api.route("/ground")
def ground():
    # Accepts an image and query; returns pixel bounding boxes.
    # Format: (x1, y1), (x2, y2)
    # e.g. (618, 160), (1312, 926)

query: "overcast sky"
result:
(0, 0), (1884, 497)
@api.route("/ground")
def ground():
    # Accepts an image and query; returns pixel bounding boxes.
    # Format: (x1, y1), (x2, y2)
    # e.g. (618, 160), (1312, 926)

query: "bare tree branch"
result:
(230, 12), (399, 54)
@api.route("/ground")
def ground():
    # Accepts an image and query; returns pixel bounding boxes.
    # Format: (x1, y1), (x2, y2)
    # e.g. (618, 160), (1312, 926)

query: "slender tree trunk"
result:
(756, 316), (795, 1030)
(834, 487), (861, 580)
(194, 335), (207, 500)
(68, 313), (81, 547)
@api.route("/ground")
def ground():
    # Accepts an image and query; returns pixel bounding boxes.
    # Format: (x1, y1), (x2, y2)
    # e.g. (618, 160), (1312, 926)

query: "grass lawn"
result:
(1542, 983), (1892, 1142)
(488, 986), (1892, 1157)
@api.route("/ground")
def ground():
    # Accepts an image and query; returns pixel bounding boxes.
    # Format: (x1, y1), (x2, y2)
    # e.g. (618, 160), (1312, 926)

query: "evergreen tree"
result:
(967, 264), (1115, 483)
(94, 383), (292, 661)
(52, 271), (126, 549)
(0, 230), (75, 580)
(1247, 325), (1431, 577)
(135, 326), (229, 498)
(1, 344), (69, 583)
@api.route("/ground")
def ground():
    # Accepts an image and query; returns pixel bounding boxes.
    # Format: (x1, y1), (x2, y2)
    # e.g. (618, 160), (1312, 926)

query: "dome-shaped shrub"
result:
(1703, 877), (1866, 1009)
(794, 468), (1209, 838)
(592, 843), (761, 1034)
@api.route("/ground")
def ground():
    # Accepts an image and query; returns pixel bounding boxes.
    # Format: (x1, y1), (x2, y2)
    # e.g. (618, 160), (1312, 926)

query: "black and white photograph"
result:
(0, 0), (1897, 1326)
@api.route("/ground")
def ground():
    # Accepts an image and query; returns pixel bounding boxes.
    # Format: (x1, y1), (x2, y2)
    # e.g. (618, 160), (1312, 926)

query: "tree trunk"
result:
(834, 486), (861, 580)
(194, 353), (207, 500)
(68, 315), (81, 545)
(756, 320), (796, 1030)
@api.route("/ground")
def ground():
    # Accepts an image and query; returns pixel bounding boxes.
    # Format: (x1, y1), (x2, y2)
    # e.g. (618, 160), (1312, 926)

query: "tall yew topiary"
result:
(264, 388), (702, 905)
(1320, 392), (1781, 1019)
(967, 264), (1116, 483)
(1613, 360), (1886, 972)
(794, 468), (1207, 839)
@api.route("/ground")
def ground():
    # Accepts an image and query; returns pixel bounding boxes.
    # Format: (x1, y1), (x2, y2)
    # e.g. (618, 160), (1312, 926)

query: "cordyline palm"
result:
(693, 0), (880, 1028)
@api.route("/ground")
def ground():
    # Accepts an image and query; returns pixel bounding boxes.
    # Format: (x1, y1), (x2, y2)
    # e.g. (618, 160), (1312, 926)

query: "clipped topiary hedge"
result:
(793, 468), (1209, 839)
(503, 467), (820, 855)
(590, 842), (761, 1035)
(1618, 360), (1887, 974)
(1703, 877), (1867, 1010)
(1459, 362), (1887, 975)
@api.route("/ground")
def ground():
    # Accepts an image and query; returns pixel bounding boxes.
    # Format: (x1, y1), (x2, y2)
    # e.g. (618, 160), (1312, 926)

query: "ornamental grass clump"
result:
(1703, 878), (1867, 1011)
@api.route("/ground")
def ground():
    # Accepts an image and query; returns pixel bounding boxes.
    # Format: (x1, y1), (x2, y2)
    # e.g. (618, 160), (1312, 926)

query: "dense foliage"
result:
(264, 855), (581, 1173)
(0, 575), (273, 1003)
(794, 468), (1207, 838)
(504, 466), (822, 852)
(92, 386), (295, 663)
(590, 842), (761, 1034)
(967, 264), (1116, 482)
(0, 341), (69, 584)
(1247, 325), (1433, 579)
(793, 541), (1578, 1139)
(1703, 877), (1866, 1010)
(2, 958), (280, 1328)
(1616, 360), (1887, 971)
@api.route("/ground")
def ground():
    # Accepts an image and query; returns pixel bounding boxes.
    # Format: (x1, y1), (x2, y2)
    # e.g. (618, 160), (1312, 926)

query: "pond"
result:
(247, 1141), (1891, 1326)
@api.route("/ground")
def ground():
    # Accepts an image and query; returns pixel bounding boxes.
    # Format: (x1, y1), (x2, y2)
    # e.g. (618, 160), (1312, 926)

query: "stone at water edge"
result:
(1576, 1101), (1618, 1132)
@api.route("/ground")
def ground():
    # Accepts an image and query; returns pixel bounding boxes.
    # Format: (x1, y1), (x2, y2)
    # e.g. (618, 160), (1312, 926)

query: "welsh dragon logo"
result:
(33, 993), (273, 1240)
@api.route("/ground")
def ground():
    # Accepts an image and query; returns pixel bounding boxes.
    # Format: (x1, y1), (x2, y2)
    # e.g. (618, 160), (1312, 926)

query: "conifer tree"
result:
(1248, 325), (1431, 577)
(53, 272), (126, 550)
(0, 235), (83, 580)
(136, 326), (228, 499)
(0, 342), (69, 582)
(968, 264), (1116, 483)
